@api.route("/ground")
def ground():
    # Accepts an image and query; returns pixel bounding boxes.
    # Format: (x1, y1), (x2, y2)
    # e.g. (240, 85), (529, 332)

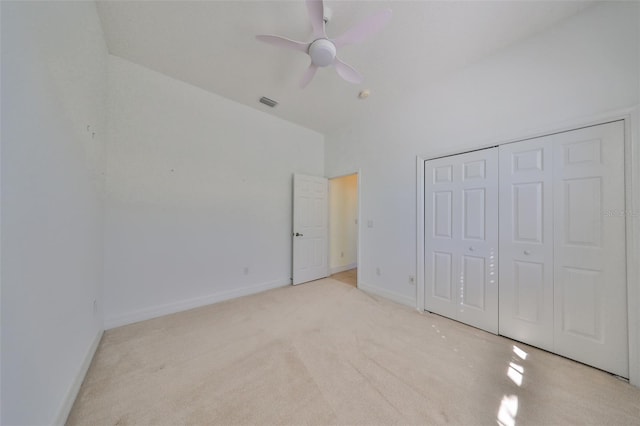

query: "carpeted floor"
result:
(68, 278), (640, 425)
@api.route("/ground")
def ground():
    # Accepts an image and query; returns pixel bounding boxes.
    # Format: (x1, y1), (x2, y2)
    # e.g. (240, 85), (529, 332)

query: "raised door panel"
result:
(462, 189), (486, 241)
(553, 121), (628, 377)
(560, 267), (603, 342)
(499, 139), (554, 351)
(433, 191), (453, 239)
(434, 165), (453, 183)
(513, 183), (543, 243)
(433, 252), (453, 301)
(461, 255), (486, 310)
(513, 261), (546, 323)
(564, 177), (602, 248)
(463, 160), (486, 180)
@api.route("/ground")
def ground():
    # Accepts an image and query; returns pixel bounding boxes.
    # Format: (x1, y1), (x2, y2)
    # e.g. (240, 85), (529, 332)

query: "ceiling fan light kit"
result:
(256, 0), (392, 88)
(308, 39), (336, 67)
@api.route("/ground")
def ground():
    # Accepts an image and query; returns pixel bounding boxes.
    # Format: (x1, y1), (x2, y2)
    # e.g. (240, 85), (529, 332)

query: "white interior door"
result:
(499, 137), (554, 352)
(552, 121), (628, 377)
(425, 148), (499, 334)
(292, 174), (328, 285)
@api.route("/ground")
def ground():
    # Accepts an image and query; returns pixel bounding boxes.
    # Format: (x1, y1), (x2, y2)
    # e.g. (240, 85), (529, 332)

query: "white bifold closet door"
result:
(500, 121), (628, 377)
(553, 121), (627, 377)
(425, 148), (499, 334)
(498, 136), (555, 352)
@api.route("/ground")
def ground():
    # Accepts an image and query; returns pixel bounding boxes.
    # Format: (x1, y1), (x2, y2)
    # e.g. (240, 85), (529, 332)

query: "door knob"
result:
(294, 232), (303, 237)
(524, 250), (531, 255)
(469, 246), (475, 252)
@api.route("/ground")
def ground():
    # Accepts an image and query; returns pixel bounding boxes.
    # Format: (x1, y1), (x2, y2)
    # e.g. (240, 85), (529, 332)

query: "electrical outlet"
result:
(376, 267), (381, 276)
(340, 251), (344, 258)
(367, 220), (374, 228)
(243, 267), (249, 275)
(409, 275), (416, 285)
(93, 299), (98, 316)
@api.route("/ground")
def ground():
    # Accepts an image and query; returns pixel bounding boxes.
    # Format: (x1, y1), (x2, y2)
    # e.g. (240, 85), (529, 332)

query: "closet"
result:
(424, 120), (628, 377)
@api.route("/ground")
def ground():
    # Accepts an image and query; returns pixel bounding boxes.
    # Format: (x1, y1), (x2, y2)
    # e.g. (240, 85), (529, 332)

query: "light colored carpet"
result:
(68, 278), (640, 425)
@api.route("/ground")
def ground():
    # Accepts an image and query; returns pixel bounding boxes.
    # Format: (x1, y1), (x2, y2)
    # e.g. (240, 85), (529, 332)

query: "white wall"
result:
(1, 2), (107, 425)
(329, 174), (358, 273)
(104, 56), (324, 327)
(325, 2), (639, 305)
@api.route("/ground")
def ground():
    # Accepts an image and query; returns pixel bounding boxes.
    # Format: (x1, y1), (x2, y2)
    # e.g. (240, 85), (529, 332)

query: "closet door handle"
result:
(523, 250), (531, 255)
(468, 246), (475, 252)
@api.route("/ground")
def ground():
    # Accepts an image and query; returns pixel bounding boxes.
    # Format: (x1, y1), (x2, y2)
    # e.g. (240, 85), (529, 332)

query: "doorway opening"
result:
(328, 173), (359, 288)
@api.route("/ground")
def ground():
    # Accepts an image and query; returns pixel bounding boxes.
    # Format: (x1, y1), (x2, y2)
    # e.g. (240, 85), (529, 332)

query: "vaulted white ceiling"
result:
(96, 0), (595, 134)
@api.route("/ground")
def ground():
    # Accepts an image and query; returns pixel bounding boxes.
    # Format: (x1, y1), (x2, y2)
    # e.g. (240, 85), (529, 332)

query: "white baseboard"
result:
(104, 279), (290, 329)
(330, 262), (357, 275)
(55, 328), (103, 426)
(358, 282), (415, 308)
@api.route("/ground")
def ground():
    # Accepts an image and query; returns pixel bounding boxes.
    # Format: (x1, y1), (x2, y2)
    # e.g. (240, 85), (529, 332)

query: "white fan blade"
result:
(306, 0), (327, 39)
(333, 9), (392, 48)
(256, 35), (310, 53)
(300, 63), (319, 88)
(333, 58), (363, 84)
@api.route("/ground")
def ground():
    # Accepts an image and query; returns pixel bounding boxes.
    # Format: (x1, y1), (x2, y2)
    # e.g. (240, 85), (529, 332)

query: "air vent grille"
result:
(259, 96), (278, 107)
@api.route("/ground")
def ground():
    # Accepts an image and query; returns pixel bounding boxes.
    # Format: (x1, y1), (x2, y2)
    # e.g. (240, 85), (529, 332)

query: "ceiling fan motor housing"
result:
(255, 0), (392, 87)
(309, 39), (336, 67)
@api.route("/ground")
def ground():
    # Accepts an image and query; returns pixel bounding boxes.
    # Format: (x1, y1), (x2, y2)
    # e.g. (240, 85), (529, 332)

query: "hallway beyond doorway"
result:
(331, 268), (357, 287)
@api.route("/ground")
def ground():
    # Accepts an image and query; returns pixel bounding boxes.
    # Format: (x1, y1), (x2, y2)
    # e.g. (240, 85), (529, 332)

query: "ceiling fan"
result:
(256, 0), (392, 88)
